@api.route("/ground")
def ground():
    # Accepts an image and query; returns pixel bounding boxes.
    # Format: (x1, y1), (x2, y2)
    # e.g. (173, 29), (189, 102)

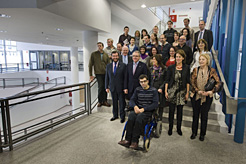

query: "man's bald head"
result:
(122, 46), (129, 56)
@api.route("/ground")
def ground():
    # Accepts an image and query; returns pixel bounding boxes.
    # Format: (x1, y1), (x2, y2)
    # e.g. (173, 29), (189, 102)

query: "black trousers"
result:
(125, 111), (152, 143)
(169, 103), (183, 131)
(95, 74), (107, 103)
(111, 91), (126, 119)
(191, 96), (213, 136)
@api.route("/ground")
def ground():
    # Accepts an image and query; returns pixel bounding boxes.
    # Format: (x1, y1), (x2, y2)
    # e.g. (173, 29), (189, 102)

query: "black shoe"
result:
(190, 133), (196, 140)
(168, 129), (172, 136)
(177, 130), (182, 136)
(120, 119), (125, 123)
(110, 117), (119, 121)
(199, 135), (205, 141)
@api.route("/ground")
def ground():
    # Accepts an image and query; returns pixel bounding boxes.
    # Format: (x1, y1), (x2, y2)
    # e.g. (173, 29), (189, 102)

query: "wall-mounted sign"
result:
(169, 15), (177, 22)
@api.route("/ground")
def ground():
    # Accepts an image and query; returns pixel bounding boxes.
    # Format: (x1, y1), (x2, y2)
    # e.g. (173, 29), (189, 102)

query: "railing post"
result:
(0, 126), (2, 153)
(22, 78), (25, 87)
(5, 100), (13, 151)
(55, 78), (57, 86)
(1, 101), (8, 144)
(37, 78), (39, 85)
(3, 79), (5, 89)
(88, 82), (92, 114)
(84, 84), (88, 115)
(64, 76), (66, 84)
(0, 64), (2, 73)
(43, 84), (45, 90)
(17, 63), (19, 72)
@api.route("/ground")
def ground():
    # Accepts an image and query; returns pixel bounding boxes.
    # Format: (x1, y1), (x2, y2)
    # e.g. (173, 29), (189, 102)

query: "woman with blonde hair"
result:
(190, 53), (221, 141)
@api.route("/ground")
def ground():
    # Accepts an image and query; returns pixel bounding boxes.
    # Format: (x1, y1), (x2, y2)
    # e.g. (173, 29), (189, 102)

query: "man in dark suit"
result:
(124, 51), (148, 100)
(119, 46), (132, 65)
(193, 20), (213, 52)
(105, 51), (126, 123)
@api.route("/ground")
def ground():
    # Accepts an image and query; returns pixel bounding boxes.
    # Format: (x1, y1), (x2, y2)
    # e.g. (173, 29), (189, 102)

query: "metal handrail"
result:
(0, 78), (39, 89)
(0, 78), (98, 152)
(211, 47), (240, 114)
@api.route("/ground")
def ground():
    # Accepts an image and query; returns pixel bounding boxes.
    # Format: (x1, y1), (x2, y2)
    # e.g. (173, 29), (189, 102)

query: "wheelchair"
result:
(120, 108), (162, 152)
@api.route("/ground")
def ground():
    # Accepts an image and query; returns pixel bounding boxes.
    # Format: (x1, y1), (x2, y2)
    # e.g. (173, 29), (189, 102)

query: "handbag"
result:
(204, 77), (216, 91)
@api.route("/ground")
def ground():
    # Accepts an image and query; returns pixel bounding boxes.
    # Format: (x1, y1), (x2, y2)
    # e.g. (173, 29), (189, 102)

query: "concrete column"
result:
(82, 31), (98, 81)
(71, 47), (80, 111)
(234, 6), (246, 143)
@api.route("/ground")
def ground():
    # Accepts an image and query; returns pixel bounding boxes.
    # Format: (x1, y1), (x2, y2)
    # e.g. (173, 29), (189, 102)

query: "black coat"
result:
(105, 62), (126, 93)
(193, 29), (213, 52)
(165, 64), (190, 90)
(125, 61), (148, 94)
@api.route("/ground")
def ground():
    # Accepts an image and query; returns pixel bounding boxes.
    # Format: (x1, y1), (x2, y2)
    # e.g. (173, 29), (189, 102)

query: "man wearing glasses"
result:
(118, 74), (158, 150)
(176, 35), (193, 65)
(124, 51), (148, 100)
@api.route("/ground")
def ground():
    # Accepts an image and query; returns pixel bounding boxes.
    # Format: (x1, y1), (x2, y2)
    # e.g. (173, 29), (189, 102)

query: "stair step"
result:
(163, 106), (221, 121)
(162, 112), (220, 133)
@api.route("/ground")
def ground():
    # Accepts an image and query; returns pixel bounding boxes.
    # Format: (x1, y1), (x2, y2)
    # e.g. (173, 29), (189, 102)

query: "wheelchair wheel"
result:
(155, 121), (162, 138)
(144, 139), (150, 152)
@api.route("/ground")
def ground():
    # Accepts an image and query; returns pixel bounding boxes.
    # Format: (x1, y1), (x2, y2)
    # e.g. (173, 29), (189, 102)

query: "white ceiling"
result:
(116, 0), (204, 10)
(0, 0), (204, 48)
(0, 8), (93, 47)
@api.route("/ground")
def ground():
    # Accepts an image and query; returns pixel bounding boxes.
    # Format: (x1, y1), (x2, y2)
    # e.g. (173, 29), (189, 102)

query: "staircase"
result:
(101, 97), (228, 134)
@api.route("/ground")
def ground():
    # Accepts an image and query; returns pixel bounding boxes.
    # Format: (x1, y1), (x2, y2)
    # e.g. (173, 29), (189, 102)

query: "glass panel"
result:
(38, 51), (44, 69)
(0, 40), (3, 45)
(30, 52), (37, 61)
(5, 40), (11, 46)
(60, 51), (69, 70)
(6, 51), (21, 64)
(31, 62), (37, 69)
(0, 51), (5, 64)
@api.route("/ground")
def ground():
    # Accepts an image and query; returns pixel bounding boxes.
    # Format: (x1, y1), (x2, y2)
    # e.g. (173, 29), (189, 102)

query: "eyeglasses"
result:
(139, 80), (147, 83)
(179, 39), (186, 41)
(132, 55), (140, 57)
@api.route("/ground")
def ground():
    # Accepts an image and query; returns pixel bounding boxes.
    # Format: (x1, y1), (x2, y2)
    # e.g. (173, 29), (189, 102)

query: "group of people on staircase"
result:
(88, 19), (221, 147)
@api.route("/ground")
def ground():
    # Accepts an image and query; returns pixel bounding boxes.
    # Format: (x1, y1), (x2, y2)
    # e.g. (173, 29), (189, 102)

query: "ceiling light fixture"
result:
(0, 30), (7, 33)
(0, 14), (11, 18)
(141, 4), (146, 8)
(190, 0), (195, 1)
(56, 28), (63, 31)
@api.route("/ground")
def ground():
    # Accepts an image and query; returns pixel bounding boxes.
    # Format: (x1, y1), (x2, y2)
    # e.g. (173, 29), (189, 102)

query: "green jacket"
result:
(89, 50), (110, 76)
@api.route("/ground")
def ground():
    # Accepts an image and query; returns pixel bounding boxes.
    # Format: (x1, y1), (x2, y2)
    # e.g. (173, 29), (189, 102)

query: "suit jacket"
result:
(105, 61), (126, 93)
(193, 29), (213, 52)
(119, 54), (133, 64)
(124, 61), (148, 93)
(165, 64), (190, 90)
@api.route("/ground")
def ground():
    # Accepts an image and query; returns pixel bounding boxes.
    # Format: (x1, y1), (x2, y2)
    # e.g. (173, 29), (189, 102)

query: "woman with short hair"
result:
(190, 53), (221, 141)
(165, 49), (190, 136)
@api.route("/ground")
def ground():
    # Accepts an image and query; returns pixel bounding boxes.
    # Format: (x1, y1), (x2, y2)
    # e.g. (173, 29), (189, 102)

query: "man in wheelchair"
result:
(118, 74), (159, 150)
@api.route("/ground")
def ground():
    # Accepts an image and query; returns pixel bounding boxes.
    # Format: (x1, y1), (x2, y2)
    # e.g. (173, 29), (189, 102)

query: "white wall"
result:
(98, 14), (140, 47)
(42, 0), (111, 32)
(161, 1), (204, 29)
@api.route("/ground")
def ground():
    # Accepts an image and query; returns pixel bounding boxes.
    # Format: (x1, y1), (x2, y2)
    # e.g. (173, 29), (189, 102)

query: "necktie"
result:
(113, 62), (117, 75)
(199, 31), (203, 40)
(133, 63), (137, 75)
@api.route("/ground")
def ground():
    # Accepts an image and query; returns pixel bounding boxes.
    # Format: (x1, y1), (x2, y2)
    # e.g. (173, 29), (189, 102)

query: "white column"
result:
(82, 31), (98, 81)
(71, 47), (80, 111)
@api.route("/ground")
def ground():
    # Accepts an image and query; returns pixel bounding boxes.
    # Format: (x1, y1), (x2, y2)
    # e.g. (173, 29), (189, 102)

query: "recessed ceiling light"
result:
(0, 30), (7, 33)
(46, 37), (49, 40)
(56, 28), (63, 31)
(0, 14), (11, 18)
(141, 4), (146, 8)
